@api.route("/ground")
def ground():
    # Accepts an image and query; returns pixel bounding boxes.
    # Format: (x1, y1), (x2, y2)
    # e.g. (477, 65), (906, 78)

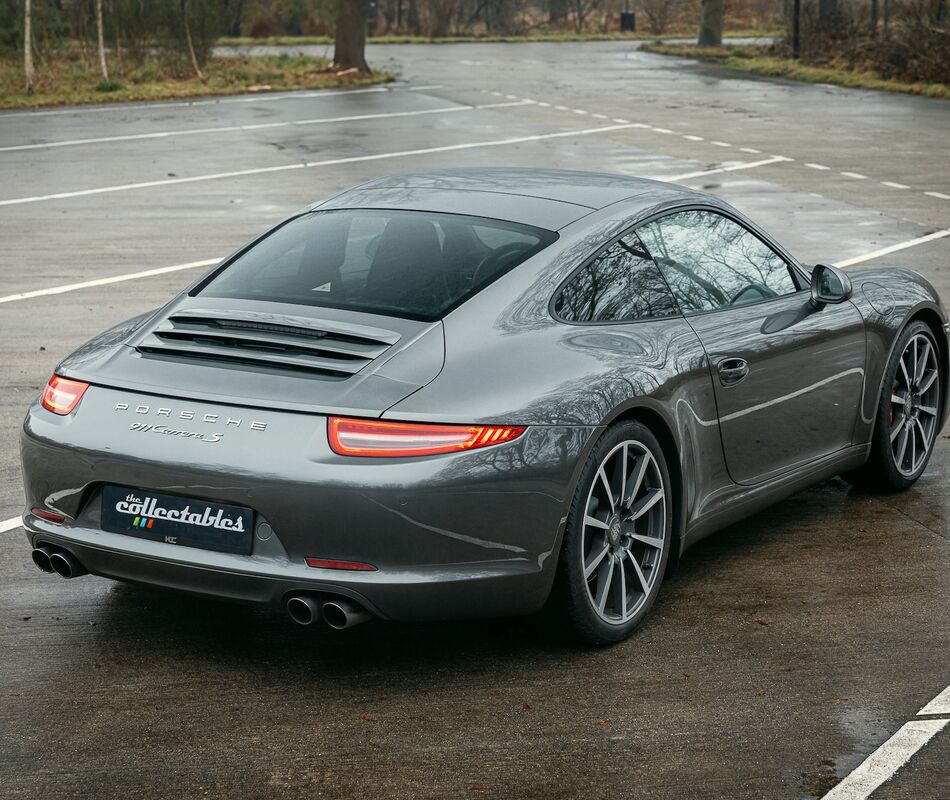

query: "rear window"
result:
(197, 209), (557, 321)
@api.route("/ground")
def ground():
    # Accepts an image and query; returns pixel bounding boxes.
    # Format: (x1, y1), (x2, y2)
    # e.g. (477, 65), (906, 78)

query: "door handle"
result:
(717, 357), (749, 386)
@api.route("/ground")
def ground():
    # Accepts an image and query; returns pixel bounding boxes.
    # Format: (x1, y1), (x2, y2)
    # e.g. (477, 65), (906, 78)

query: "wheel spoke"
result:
(918, 370), (938, 394)
(626, 550), (650, 595)
(890, 416), (906, 443)
(615, 443), (628, 513)
(916, 340), (932, 382)
(629, 533), (664, 549)
(915, 417), (930, 454)
(584, 541), (610, 579)
(918, 405), (938, 417)
(910, 422), (917, 468)
(597, 466), (616, 515)
(624, 453), (649, 508)
(891, 393), (906, 406)
(630, 488), (664, 519)
(895, 424), (910, 466)
(595, 558), (614, 612)
(584, 515), (609, 530)
(616, 558), (627, 620)
(899, 355), (912, 390)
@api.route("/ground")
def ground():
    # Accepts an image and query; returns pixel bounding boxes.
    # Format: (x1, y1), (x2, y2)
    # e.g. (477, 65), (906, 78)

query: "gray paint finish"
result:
(19, 169), (950, 622)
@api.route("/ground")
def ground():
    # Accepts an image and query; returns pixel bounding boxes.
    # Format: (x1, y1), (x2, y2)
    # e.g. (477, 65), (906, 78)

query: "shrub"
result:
(94, 79), (124, 92)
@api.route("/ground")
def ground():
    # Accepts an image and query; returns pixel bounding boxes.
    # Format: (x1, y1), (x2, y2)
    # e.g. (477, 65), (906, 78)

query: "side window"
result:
(553, 233), (679, 323)
(637, 210), (798, 314)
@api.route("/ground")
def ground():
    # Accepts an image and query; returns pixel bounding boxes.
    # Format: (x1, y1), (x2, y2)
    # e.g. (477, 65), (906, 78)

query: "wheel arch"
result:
(907, 306), (949, 426)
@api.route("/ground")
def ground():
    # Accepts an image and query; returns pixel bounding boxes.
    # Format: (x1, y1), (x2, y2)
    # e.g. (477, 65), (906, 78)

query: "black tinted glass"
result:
(198, 210), (557, 321)
(637, 210), (797, 314)
(554, 233), (679, 323)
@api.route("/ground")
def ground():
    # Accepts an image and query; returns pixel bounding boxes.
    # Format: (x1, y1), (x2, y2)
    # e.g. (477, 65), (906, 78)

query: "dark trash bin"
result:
(620, 11), (636, 32)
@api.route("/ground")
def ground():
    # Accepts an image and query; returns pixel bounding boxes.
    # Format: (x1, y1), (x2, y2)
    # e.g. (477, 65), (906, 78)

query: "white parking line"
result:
(882, 181), (910, 189)
(925, 191), (950, 200)
(0, 258), (220, 305)
(821, 718), (948, 800)
(806, 163), (832, 170)
(0, 104), (479, 153)
(0, 123), (643, 208)
(668, 155), (790, 181)
(0, 516), (20, 533)
(918, 685), (950, 715)
(841, 171), (868, 180)
(835, 229), (950, 267)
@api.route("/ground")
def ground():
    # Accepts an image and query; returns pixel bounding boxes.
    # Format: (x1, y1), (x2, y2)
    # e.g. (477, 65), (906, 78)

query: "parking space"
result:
(0, 40), (947, 799)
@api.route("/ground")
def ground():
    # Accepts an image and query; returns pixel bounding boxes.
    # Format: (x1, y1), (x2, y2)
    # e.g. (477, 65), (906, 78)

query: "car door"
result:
(637, 209), (866, 486)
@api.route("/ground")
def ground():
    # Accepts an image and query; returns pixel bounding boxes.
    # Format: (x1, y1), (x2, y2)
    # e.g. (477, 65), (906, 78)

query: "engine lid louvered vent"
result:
(135, 310), (400, 377)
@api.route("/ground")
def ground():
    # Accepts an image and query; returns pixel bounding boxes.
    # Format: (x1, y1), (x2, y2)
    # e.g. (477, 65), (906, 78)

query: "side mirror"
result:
(810, 263), (853, 309)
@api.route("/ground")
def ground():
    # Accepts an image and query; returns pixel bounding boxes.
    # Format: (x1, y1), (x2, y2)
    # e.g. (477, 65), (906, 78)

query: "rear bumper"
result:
(21, 386), (595, 621)
(24, 517), (554, 620)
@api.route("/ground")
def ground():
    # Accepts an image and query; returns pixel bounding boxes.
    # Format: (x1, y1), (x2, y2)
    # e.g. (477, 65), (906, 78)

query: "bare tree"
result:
(334, 0), (370, 71)
(426, 0), (456, 36)
(640, 0), (679, 34)
(23, 0), (34, 95)
(95, 0), (109, 79)
(182, 0), (206, 82)
(571, 0), (602, 32)
(698, 0), (723, 45)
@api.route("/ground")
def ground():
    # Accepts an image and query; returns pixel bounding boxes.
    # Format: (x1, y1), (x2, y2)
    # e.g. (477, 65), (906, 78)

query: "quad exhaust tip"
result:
(32, 545), (89, 579)
(31, 546), (55, 573)
(322, 598), (371, 630)
(286, 594), (372, 629)
(49, 549), (89, 579)
(286, 595), (322, 627)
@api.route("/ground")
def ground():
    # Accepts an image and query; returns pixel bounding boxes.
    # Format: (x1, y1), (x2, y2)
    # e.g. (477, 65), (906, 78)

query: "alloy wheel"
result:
(889, 333), (940, 477)
(581, 440), (668, 624)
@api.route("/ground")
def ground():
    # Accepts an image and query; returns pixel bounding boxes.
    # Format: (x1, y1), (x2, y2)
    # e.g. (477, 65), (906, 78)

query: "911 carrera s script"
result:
(128, 422), (223, 443)
(100, 485), (254, 555)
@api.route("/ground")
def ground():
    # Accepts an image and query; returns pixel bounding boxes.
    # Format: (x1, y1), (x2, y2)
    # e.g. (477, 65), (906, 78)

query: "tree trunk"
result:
(870, 0), (878, 35)
(182, 0), (206, 82)
(95, 0), (108, 80)
(333, 0), (370, 72)
(24, 0), (34, 95)
(113, 0), (123, 72)
(407, 0), (420, 35)
(697, 0), (723, 46)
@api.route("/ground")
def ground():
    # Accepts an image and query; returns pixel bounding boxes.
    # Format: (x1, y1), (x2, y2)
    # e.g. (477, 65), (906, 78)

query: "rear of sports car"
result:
(19, 206), (585, 626)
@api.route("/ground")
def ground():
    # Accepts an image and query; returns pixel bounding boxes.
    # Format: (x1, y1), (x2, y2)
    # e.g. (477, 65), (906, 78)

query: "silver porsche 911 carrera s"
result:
(20, 168), (948, 643)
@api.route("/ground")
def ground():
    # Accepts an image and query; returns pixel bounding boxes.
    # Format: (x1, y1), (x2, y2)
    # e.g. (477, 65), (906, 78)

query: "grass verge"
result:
(0, 53), (392, 110)
(218, 29), (780, 46)
(640, 43), (950, 100)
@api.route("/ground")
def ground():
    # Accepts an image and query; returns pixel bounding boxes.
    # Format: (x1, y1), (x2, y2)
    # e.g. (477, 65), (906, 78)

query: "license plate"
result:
(101, 485), (254, 555)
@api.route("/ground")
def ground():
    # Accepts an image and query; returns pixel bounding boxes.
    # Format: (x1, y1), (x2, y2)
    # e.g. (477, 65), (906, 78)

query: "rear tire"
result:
(845, 320), (942, 492)
(557, 421), (672, 645)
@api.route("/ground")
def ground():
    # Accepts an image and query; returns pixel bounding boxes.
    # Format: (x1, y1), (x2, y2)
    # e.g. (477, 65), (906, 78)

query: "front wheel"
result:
(847, 320), (943, 491)
(558, 421), (673, 645)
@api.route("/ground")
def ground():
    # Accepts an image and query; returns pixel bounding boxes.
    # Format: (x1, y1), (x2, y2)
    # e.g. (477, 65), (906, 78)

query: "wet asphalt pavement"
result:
(1, 41), (948, 799)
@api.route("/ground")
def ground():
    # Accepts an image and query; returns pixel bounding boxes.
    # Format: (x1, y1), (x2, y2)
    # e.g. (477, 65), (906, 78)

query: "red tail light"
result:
(305, 557), (377, 571)
(328, 417), (526, 457)
(40, 375), (89, 415)
(31, 507), (65, 524)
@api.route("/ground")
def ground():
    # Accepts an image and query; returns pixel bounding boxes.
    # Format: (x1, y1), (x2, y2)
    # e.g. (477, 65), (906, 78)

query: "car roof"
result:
(312, 168), (708, 231)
